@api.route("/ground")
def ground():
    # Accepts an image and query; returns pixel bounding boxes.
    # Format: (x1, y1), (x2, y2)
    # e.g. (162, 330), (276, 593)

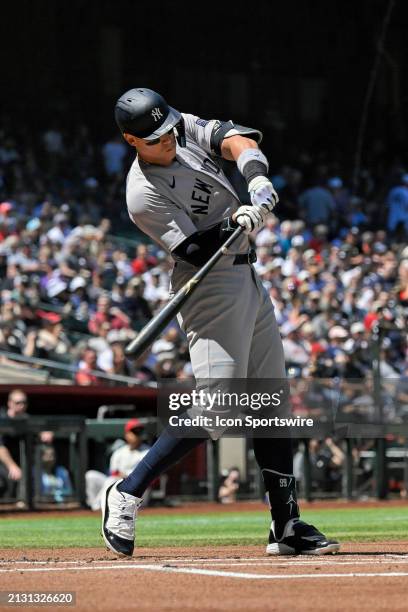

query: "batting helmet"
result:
(114, 88), (186, 146)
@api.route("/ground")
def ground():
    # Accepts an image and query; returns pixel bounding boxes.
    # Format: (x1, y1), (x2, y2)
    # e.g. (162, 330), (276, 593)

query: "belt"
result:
(233, 249), (257, 265)
(174, 249), (257, 269)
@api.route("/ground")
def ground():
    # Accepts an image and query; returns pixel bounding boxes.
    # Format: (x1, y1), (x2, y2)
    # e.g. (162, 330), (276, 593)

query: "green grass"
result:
(0, 506), (407, 549)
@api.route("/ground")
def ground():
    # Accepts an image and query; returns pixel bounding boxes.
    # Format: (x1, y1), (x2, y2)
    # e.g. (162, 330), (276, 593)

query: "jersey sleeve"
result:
(127, 185), (197, 253)
(182, 113), (219, 155)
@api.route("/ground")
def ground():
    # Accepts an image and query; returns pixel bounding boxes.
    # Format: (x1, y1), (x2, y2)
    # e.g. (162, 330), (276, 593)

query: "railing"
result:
(0, 350), (157, 388)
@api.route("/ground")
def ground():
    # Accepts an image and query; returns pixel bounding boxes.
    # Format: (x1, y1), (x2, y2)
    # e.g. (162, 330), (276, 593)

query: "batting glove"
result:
(248, 176), (279, 212)
(233, 205), (268, 234)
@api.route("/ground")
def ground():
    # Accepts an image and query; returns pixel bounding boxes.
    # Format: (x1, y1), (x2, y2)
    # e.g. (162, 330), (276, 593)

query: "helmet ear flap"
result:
(174, 117), (186, 147)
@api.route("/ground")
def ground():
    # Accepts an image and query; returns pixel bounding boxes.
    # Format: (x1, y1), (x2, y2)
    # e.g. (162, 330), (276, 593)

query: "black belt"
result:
(233, 249), (257, 265)
(174, 249), (257, 269)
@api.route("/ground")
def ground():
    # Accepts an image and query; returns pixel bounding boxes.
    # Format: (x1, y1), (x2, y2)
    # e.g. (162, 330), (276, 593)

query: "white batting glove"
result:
(233, 205), (268, 234)
(248, 176), (279, 212)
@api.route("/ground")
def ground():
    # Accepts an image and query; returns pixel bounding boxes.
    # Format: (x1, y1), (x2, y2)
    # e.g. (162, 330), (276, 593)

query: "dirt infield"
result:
(1, 542), (408, 612)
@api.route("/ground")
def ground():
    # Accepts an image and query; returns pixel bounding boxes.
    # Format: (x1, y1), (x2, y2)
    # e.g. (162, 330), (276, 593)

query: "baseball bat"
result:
(125, 226), (244, 358)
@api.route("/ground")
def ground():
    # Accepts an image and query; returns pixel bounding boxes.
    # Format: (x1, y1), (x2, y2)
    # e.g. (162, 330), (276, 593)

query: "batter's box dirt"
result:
(1, 543), (408, 612)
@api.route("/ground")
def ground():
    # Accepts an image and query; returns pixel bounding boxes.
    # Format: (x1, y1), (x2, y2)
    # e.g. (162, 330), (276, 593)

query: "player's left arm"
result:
(220, 134), (279, 213)
(219, 135), (257, 161)
(183, 113), (279, 230)
(217, 132), (279, 235)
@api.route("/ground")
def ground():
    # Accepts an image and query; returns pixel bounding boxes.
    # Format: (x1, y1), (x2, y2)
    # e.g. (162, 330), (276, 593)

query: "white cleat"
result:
(101, 479), (142, 557)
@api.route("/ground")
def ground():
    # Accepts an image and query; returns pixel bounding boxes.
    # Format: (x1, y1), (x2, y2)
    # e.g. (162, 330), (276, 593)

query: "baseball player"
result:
(102, 88), (340, 557)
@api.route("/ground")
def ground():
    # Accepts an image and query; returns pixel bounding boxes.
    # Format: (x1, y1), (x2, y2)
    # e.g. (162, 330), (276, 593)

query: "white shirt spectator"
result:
(282, 337), (310, 365)
(97, 347), (114, 372)
(142, 270), (169, 303)
(340, 266), (361, 288)
(109, 444), (149, 477)
(47, 225), (66, 245)
(255, 223), (278, 247)
(88, 336), (110, 356)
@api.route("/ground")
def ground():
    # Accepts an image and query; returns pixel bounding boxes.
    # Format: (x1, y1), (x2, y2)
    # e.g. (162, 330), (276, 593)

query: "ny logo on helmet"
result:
(151, 107), (163, 122)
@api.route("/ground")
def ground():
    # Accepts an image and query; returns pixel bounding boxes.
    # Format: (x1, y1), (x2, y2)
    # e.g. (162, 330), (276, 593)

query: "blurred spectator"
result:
(255, 215), (279, 248)
(281, 322), (311, 369)
(152, 328), (180, 359)
(102, 135), (127, 177)
(24, 311), (71, 362)
(131, 244), (157, 275)
(0, 390), (56, 500)
(299, 180), (336, 228)
(327, 177), (350, 227)
(387, 173), (408, 238)
(218, 467), (240, 504)
(309, 438), (345, 493)
(43, 122), (64, 156)
(85, 418), (150, 510)
(0, 389), (28, 497)
(122, 278), (152, 326)
(88, 294), (131, 335)
(396, 366), (408, 420)
(97, 337), (137, 381)
(38, 445), (73, 503)
(0, 321), (25, 354)
(142, 267), (169, 305)
(46, 213), (70, 245)
(398, 257), (408, 307)
(276, 168), (302, 220)
(75, 348), (104, 385)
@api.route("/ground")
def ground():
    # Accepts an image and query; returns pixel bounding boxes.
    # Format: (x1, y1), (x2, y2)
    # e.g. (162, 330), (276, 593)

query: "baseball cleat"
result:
(266, 518), (341, 556)
(101, 479), (142, 557)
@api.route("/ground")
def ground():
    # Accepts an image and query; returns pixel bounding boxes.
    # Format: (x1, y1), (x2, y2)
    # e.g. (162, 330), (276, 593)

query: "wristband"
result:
(237, 149), (269, 185)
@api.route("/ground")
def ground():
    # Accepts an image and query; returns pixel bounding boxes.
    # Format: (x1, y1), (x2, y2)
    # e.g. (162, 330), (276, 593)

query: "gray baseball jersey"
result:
(126, 113), (248, 254)
(125, 112), (286, 438)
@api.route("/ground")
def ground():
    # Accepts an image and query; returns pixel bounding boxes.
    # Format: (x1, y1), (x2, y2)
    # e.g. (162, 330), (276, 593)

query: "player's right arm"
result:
(127, 185), (197, 254)
(128, 186), (239, 267)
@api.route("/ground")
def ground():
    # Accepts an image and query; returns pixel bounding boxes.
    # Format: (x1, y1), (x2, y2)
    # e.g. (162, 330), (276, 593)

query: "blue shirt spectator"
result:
(387, 175), (408, 233)
(299, 186), (336, 226)
(102, 136), (127, 176)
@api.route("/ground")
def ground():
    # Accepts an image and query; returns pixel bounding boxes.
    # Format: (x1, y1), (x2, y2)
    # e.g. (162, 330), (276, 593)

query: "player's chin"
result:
(161, 150), (176, 165)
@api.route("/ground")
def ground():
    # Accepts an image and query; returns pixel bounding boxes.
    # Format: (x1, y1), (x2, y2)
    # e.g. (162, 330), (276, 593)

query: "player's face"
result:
(125, 429), (143, 449)
(129, 128), (177, 166)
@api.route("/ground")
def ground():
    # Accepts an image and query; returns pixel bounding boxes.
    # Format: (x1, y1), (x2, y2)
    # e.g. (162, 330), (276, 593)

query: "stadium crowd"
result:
(0, 119), (407, 403)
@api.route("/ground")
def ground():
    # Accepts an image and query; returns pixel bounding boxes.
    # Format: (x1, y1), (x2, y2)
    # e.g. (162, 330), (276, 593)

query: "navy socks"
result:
(117, 427), (205, 498)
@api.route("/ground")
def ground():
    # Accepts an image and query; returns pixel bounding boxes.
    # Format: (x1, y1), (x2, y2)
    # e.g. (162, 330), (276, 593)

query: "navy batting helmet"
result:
(114, 88), (185, 146)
